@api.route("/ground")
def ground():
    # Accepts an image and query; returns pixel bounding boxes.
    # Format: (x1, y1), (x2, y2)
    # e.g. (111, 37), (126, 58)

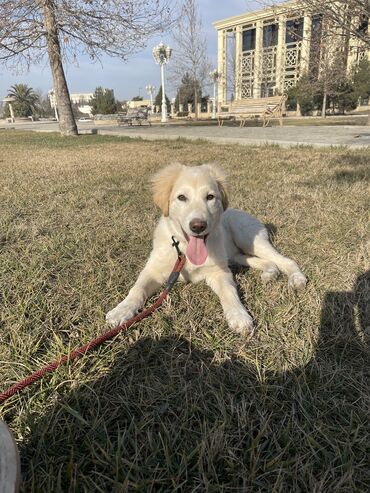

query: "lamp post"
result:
(48, 89), (59, 121)
(209, 69), (222, 120)
(152, 42), (172, 123)
(3, 96), (16, 123)
(145, 84), (156, 114)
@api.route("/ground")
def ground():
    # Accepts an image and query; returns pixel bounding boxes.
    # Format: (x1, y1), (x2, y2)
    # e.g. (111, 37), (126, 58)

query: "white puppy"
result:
(106, 164), (306, 335)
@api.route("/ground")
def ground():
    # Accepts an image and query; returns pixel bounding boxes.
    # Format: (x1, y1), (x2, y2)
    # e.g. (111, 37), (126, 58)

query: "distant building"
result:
(48, 91), (93, 115)
(69, 93), (93, 104)
(213, 0), (370, 103)
(128, 99), (151, 109)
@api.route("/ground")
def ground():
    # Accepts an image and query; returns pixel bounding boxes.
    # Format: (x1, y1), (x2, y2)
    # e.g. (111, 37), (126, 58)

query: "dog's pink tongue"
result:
(186, 236), (208, 265)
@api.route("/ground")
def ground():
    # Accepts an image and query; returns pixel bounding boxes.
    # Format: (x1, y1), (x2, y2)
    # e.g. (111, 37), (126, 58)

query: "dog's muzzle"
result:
(189, 218), (207, 235)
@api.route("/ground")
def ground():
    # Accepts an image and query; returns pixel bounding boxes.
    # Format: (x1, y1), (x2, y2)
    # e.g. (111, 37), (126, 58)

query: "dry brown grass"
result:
(0, 131), (369, 492)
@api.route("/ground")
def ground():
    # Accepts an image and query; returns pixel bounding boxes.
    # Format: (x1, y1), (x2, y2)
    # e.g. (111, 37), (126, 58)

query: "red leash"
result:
(0, 252), (186, 404)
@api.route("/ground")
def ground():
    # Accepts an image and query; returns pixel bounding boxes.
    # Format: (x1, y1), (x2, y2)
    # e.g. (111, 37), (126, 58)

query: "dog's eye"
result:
(206, 194), (215, 201)
(177, 194), (187, 201)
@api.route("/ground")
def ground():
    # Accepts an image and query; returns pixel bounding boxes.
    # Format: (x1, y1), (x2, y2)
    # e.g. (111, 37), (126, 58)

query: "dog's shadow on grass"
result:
(19, 271), (370, 491)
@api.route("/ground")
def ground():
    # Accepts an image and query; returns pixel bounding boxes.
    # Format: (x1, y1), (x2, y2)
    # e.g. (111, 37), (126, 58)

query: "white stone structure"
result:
(48, 91), (93, 115)
(213, 0), (370, 104)
(70, 92), (94, 104)
(128, 99), (151, 109)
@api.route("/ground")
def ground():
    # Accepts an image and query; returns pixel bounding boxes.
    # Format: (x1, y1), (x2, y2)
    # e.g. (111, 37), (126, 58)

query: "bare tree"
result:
(0, 1), (172, 135)
(170, 0), (211, 118)
(295, 0), (370, 47)
(292, 1), (370, 121)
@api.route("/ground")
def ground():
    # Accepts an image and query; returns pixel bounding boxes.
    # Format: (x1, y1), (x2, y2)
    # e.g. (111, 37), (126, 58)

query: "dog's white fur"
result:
(106, 164), (306, 334)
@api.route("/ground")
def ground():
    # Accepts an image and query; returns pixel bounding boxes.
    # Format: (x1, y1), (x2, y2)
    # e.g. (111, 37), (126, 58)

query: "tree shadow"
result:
(331, 151), (370, 183)
(333, 154), (370, 167)
(334, 168), (370, 183)
(16, 271), (370, 492)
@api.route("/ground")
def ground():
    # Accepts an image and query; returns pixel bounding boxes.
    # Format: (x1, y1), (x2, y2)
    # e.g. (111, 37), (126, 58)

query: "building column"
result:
(275, 15), (286, 93)
(8, 103), (15, 123)
(207, 99), (212, 115)
(253, 20), (263, 98)
(301, 12), (312, 73)
(235, 25), (243, 100)
(217, 29), (227, 104)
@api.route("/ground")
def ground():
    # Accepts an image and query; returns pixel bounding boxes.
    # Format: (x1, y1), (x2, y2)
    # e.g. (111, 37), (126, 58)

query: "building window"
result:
(285, 18), (304, 43)
(242, 28), (256, 51)
(309, 14), (323, 80)
(263, 24), (278, 47)
(358, 15), (369, 35)
(311, 14), (323, 41)
(261, 82), (275, 97)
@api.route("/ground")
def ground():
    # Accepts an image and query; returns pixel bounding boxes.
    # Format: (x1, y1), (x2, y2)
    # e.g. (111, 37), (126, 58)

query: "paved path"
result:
(2, 120), (370, 148)
(98, 123), (370, 148)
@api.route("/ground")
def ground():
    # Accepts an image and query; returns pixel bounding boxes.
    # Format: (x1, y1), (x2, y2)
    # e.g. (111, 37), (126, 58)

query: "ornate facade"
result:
(214, 0), (370, 104)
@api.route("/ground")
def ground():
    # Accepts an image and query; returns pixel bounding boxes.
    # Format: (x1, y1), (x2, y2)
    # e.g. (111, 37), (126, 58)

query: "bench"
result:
(117, 108), (151, 126)
(218, 95), (287, 127)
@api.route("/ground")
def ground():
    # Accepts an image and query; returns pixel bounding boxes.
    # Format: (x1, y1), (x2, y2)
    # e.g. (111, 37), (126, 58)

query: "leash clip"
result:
(171, 236), (182, 258)
(166, 236), (185, 291)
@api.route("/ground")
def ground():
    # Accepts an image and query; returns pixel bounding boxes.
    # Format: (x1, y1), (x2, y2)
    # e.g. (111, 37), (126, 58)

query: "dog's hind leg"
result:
(226, 211), (306, 289)
(249, 236), (307, 290)
(232, 253), (280, 284)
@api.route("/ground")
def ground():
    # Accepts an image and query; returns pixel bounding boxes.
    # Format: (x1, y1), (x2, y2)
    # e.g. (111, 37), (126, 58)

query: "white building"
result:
(48, 91), (93, 115)
(213, 0), (370, 104)
(128, 99), (151, 109)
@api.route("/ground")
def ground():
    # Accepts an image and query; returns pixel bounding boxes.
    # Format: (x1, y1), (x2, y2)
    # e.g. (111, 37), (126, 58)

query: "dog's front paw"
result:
(106, 302), (138, 327)
(225, 307), (254, 336)
(288, 272), (307, 290)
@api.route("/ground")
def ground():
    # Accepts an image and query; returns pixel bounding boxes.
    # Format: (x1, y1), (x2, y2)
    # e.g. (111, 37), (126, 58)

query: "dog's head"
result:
(151, 164), (228, 265)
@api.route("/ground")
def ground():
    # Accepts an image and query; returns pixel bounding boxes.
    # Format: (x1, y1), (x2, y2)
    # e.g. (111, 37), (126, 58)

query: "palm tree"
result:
(7, 84), (39, 118)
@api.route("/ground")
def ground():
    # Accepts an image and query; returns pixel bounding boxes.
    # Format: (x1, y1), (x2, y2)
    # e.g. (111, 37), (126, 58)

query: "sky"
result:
(0, 0), (268, 102)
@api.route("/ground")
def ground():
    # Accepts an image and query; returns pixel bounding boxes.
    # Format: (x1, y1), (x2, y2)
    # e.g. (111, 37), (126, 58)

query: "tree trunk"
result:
(194, 85), (198, 120)
(322, 90), (327, 118)
(296, 101), (302, 117)
(367, 111), (370, 126)
(43, 0), (78, 136)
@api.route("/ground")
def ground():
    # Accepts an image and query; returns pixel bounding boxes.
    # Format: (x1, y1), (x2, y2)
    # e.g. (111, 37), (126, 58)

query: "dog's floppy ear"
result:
(203, 164), (229, 210)
(151, 163), (184, 216)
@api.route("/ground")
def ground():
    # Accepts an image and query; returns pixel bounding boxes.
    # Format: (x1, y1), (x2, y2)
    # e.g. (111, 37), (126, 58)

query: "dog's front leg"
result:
(206, 269), (254, 335)
(106, 257), (168, 327)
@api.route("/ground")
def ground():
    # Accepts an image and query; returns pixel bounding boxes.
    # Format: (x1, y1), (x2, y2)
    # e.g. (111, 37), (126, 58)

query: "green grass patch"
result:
(0, 131), (369, 492)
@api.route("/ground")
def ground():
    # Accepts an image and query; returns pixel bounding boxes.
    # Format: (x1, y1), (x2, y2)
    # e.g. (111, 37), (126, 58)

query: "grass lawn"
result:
(0, 131), (369, 492)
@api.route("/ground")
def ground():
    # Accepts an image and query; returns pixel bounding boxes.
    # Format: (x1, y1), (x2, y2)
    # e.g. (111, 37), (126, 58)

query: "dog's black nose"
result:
(189, 218), (207, 235)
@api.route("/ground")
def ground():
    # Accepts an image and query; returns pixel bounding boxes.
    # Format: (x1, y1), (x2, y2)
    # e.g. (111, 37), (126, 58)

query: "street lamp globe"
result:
(209, 70), (222, 120)
(152, 42), (172, 123)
